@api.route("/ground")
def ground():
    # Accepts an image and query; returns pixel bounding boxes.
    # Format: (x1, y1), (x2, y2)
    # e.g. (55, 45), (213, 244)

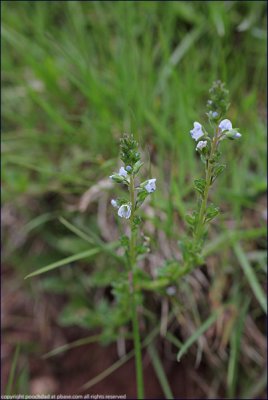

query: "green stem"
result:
(195, 132), (218, 240)
(129, 174), (144, 399)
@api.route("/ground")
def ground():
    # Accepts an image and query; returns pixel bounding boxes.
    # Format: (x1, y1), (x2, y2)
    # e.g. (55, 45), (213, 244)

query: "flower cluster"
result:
(182, 80), (243, 272)
(190, 118), (242, 152)
(109, 134), (156, 219)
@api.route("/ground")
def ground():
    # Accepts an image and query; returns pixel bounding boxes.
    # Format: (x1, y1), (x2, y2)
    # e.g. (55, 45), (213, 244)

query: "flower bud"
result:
(109, 174), (125, 183)
(225, 129), (242, 140)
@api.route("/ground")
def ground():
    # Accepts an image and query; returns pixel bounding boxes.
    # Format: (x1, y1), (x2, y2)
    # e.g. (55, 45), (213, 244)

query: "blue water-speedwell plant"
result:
(109, 134), (156, 398)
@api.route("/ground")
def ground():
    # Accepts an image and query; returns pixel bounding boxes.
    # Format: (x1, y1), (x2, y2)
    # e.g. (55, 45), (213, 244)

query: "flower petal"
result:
(219, 119), (232, 132)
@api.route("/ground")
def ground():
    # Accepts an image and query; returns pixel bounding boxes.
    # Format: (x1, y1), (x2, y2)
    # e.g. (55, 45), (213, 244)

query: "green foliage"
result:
(211, 164), (226, 183)
(2, 2), (267, 398)
(205, 203), (220, 222)
(120, 134), (141, 168)
(194, 178), (206, 198)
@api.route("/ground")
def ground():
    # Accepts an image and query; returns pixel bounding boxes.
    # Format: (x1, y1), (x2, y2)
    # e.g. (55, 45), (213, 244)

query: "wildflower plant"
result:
(183, 80), (242, 274)
(139, 81), (242, 292)
(109, 134), (156, 399)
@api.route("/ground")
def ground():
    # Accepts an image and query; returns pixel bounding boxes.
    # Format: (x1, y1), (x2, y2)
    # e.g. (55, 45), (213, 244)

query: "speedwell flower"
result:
(196, 140), (207, 151)
(109, 166), (129, 182)
(145, 179), (156, 193)
(219, 119), (232, 132)
(118, 204), (131, 219)
(190, 122), (204, 141)
(218, 119), (242, 140)
(119, 167), (128, 177)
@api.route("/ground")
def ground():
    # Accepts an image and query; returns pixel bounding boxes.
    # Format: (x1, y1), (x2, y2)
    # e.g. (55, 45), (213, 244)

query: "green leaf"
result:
(205, 203), (219, 222)
(212, 164), (226, 183)
(185, 210), (198, 229)
(133, 160), (144, 174)
(233, 243), (267, 314)
(185, 214), (195, 226)
(24, 248), (100, 279)
(194, 178), (206, 197)
(136, 189), (149, 209)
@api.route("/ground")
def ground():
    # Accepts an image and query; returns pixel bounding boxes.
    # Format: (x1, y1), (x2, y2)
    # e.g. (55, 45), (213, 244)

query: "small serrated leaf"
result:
(205, 204), (220, 222)
(211, 164), (226, 183)
(135, 189), (149, 209)
(194, 178), (206, 197)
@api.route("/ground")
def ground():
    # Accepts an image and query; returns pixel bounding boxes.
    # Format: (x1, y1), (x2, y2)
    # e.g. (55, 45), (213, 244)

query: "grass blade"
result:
(81, 312), (176, 391)
(148, 342), (174, 399)
(24, 248), (100, 279)
(59, 217), (95, 245)
(203, 227), (266, 258)
(240, 370), (267, 400)
(177, 310), (221, 361)
(227, 298), (250, 398)
(157, 26), (204, 93)
(81, 326), (157, 391)
(6, 345), (20, 395)
(233, 243), (267, 314)
(81, 347), (135, 391)
(58, 217), (124, 262)
(43, 334), (101, 359)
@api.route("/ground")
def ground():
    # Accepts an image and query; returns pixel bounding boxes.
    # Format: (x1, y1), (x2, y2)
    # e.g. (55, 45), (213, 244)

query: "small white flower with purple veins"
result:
(190, 122), (204, 141)
(118, 204), (131, 219)
(219, 119), (232, 132)
(196, 140), (207, 151)
(145, 179), (156, 193)
(111, 199), (119, 208)
(119, 167), (128, 177)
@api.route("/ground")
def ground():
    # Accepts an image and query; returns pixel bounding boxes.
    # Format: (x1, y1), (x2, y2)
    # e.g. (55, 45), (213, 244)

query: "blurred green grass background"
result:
(1, 1), (267, 398)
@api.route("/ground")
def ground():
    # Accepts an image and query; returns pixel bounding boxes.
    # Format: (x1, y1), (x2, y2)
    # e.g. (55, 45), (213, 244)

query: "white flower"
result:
(219, 119), (232, 132)
(118, 204), (131, 219)
(190, 122), (204, 141)
(111, 199), (119, 208)
(145, 179), (156, 193)
(196, 140), (207, 151)
(119, 167), (128, 177)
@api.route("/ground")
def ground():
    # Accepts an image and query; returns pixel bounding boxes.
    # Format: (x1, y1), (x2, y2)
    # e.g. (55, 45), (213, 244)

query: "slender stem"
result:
(129, 174), (144, 399)
(195, 132), (218, 240)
